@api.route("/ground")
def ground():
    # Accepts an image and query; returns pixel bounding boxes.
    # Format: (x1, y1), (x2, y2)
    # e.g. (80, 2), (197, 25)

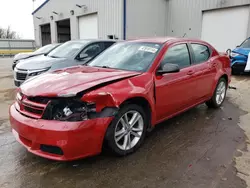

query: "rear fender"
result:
(210, 55), (231, 97)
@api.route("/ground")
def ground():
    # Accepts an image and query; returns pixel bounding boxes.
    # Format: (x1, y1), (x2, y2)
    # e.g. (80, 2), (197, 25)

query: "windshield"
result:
(48, 41), (87, 58)
(240, 38), (250, 48)
(88, 42), (162, 72)
(34, 44), (59, 54)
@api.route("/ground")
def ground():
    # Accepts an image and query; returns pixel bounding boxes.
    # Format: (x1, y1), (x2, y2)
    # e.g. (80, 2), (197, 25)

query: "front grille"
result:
(16, 72), (27, 80)
(27, 96), (50, 104)
(16, 93), (49, 119)
(40, 145), (64, 155)
(24, 106), (43, 115)
(232, 62), (246, 68)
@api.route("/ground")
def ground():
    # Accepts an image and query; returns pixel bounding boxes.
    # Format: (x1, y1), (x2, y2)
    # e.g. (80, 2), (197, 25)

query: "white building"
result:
(32, 0), (167, 46)
(33, 0), (250, 51)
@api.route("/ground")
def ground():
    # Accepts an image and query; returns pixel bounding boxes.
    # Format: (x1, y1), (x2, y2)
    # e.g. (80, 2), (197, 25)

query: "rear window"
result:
(191, 44), (210, 64)
(162, 44), (191, 69)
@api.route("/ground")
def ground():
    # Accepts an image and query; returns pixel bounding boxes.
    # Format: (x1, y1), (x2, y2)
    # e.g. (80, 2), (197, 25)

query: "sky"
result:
(0, 0), (45, 39)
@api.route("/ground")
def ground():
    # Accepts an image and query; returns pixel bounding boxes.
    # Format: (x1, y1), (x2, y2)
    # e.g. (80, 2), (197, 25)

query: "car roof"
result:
(126, 37), (209, 45)
(127, 37), (177, 44)
(68, 39), (119, 44)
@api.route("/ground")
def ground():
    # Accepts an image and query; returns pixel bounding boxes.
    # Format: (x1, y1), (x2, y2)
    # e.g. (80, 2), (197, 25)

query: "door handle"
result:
(187, 70), (195, 75)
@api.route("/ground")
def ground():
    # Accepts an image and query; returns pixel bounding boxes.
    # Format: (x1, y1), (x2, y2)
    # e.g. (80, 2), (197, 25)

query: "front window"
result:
(80, 43), (103, 58)
(88, 42), (162, 72)
(240, 38), (250, 48)
(48, 41), (88, 58)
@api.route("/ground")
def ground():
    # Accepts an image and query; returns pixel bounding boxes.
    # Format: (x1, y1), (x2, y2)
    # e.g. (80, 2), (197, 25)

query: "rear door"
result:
(155, 43), (197, 121)
(189, 43), (216, 100)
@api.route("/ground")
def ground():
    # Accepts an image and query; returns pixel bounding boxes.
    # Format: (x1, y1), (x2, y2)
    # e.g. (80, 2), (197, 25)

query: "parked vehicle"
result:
(228, 37), (250, 74)
(10, 38), (231, 161)
(12, 43), (60, 70)
(14, 39), (116, 86)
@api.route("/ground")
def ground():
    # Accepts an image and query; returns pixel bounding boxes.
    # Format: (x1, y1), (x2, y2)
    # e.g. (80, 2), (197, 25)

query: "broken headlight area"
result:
(42, 99), (96, 122)
(42, 99), (118, 122)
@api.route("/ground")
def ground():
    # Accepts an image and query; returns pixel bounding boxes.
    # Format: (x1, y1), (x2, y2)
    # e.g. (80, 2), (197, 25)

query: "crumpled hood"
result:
(16, 55), (67, 70)
(20, 66), (141, 97)
(232, 48), (250, 57)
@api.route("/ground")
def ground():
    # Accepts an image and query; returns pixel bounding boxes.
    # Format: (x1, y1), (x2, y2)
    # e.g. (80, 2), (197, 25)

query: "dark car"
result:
(12, 43), (60, 70)
(14, 39), (116, 86)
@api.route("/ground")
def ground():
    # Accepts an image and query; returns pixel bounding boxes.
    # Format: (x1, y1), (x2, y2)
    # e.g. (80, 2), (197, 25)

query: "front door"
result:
(155, 43), (197, 122)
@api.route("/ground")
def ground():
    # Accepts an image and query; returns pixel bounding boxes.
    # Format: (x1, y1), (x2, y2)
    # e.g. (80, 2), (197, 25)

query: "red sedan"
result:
(9, 38), (231, 161)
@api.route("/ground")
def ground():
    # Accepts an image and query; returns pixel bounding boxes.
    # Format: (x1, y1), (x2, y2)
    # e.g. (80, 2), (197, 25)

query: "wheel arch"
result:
(120, 96), (155, 131)
(210, 73), (229, 97)
(220, 74), (228, 86)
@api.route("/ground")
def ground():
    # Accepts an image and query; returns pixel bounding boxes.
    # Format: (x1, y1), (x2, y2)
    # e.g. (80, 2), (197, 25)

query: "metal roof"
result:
(32, 0), (50, 15)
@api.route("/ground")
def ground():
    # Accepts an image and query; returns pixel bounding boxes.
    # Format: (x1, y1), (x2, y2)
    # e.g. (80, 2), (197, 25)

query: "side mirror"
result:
(236, 45), (240, 48)
(78, 53), (88, 60)
(157, 63), (180, 75)
(226, 49), (231, 56)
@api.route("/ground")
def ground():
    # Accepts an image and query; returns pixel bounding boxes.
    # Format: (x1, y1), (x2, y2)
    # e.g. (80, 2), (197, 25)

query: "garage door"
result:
(201, 6), (249, 52)
(78, 13), (98, 39)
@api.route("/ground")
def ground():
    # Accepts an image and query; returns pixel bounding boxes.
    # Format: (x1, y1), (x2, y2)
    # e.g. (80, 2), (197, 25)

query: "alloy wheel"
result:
(114, 110), (144, 151)
(216, 81), (226, 105)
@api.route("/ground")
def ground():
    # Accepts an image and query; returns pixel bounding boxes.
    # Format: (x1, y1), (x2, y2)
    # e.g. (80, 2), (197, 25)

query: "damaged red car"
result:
(9, 38), (231, 161)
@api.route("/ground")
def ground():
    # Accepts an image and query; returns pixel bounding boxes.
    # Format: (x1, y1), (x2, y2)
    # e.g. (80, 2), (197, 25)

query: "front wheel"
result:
(105, 104), (147, 156)
(206, 78), (227, 108)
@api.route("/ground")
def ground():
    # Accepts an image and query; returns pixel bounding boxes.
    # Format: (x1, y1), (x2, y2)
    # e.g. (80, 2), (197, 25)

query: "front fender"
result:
(81, 73), (157, 126)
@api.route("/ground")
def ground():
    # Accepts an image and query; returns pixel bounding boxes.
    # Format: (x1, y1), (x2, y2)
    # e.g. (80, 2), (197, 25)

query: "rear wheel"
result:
(206, 78), (227, 108)
(105, 104), (147, 156)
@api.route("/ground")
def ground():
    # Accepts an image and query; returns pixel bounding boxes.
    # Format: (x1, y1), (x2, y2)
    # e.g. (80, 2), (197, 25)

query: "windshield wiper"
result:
(49, 55), (59, 58)
(93, 65), (112, 69)
(101, 66), (111, 68)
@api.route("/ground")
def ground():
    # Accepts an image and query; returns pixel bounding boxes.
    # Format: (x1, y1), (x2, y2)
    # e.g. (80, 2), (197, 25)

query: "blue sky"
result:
(0, 0), (45, 39)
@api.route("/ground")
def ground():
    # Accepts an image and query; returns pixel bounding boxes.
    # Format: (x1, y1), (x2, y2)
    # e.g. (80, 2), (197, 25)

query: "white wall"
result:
(201, 6), (250, 51)
(33, 0), (123, 46)
(126, 0), (168, 39)
(166, 0), (250, 39)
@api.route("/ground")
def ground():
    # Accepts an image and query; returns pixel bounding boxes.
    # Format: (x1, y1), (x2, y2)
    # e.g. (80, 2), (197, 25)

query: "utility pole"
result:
(32, 0), (36, 11)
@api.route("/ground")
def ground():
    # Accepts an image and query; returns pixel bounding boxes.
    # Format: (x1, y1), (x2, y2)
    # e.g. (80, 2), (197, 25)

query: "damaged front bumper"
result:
(9, 104), (114, 161)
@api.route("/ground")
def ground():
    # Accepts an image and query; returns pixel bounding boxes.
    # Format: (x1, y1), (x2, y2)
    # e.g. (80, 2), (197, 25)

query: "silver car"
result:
(14, 39), (116, 86)
(12, 43), (60, 70)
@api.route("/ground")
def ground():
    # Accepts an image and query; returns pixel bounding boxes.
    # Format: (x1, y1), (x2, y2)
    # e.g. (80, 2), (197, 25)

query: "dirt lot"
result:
(0, 58), (249, 188)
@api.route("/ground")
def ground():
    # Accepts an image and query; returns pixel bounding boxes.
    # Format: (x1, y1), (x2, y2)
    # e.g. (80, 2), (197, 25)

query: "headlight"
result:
(230, 52), (240, 57)
(43, 99), (96, 122)
(28, 68), (50, 76)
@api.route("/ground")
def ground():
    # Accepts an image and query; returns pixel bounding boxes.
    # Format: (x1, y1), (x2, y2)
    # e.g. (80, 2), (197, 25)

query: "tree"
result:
(0, 26), (19, 39)
(0, 28), (4, 38)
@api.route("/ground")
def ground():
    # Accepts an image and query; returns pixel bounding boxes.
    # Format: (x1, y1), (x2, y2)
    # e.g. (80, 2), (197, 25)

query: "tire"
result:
(206, 77), (227, 108)
(105, 104), (148, 156)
